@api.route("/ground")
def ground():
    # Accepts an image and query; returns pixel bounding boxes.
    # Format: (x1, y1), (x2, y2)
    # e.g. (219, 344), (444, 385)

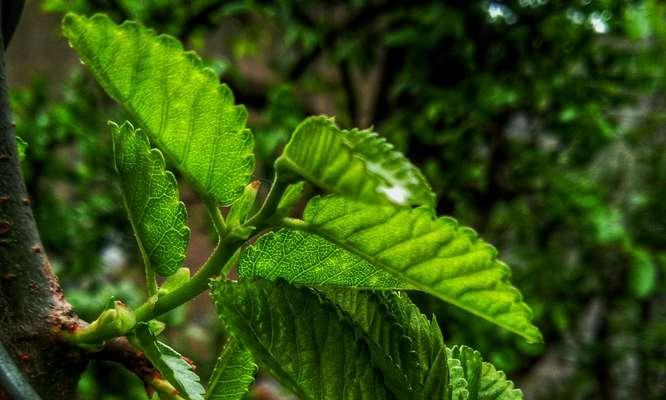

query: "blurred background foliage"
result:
(7, 0), (665, 399)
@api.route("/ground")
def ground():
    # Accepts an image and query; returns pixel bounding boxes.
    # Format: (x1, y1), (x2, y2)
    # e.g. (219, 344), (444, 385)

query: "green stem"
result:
(205, 196), (228, 238)
(67, 179), (289, 346)
(64, 301), (136, 345)
(67, 237), (242, 346)
(134, 237), (241, 322)
(145, 266), (157, 297)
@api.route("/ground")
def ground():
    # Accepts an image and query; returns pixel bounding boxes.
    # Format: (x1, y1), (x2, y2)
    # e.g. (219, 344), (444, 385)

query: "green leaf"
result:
(205, 337), (256, 400)
(290, 195), (542, 343)
(276, 181), (306, 215)
(133, 323), (205, 400)
(448, 346), (522, 400)
(318, 289), (445, 400)
(238, 229), (404, 289)
(63, 13), (254, 205)
(210, 279), (389, 400)
(447, 352), (470, 400)
(276, 116), (434, 206)
(111, 121), (189, 277)
(238, 237), (453, 399)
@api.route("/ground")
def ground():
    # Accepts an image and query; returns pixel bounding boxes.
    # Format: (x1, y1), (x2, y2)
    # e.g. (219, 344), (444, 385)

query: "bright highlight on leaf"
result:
(111, 121), (189, 277)
(210, 279), (389, 400)
(345, 127), (436, 207)
(289, 195), (542, 343)
(61, 12), (539, 399)
(63, 13), (254, 205)
(276, 116), (434, 206)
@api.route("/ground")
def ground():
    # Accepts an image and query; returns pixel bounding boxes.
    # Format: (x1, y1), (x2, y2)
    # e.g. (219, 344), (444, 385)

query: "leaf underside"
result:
(210, 279), (389, 400)
(111, 121), (189, 276)
(134, 323), (205, 400)
(296, 195), (542, 343)
(63, 13), (254, 205)
(318, 288), (446, 400)
(448, 346), (523, 400)
(276, 116), (434, 206)
(205, 337), (256, 400)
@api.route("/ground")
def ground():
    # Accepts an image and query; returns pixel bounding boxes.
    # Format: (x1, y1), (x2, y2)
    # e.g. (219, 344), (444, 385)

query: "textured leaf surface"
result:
(238, 229), (404, 289)
(276, 116), (433, 206)
(447, 353), (470, 400)
(206, 337), (256, 400)
(293, 195), (542, 343)
(63, 13), (254, 205)
(210, 279), (389, 400)
(448, 346), (522, 400)
(134, 323), (205, 400)
(319, 289), (445, 400)
(111, 121), (189, 277)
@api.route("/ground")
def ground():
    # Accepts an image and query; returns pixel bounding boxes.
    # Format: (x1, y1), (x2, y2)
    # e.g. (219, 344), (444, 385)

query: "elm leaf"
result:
(276, 116), (434, 206)
(63, 13), (254, 205)
(288, 195), (542, 343)
(111, 121), (189, 277)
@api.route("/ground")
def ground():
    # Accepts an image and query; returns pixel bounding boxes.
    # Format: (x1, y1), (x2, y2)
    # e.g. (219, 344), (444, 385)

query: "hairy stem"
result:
(133, 237), (241, 321)
(91, 337), (185, 400)
(67, 236), (243, 345)
(68, 175), (289, 346)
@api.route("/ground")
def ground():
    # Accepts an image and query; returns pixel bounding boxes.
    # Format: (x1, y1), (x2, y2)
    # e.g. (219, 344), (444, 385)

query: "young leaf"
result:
(63, 13), (254, 205)
(276, 181), (306, 215)
(275, 116), (434, 206)
(289, 195), (542, 343)
(448, 346), (522, 400)
(205, 337), (256, 400)
(226, 181), (260, 228)
(133, 323), (205, 400)
(210, 279), (389, 400)
(447, 352), (470, 400)
(110, 121), (189, 277)
(238, 229), (405, 289)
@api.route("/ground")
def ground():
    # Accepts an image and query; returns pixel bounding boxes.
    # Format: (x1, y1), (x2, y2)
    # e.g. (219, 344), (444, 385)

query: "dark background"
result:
(7, 1), (665, 399)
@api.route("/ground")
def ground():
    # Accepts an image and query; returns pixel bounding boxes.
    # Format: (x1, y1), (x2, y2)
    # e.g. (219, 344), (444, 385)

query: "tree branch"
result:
(0, 8), (87, 399)
(90, 337), (184, 399)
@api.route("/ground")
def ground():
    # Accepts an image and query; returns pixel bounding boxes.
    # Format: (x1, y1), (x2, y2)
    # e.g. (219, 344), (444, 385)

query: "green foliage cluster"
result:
(11, 0), (665, 398)
(55, 11), (545, 399)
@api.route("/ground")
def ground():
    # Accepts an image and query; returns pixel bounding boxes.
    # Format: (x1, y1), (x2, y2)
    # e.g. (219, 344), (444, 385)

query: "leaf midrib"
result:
(282, 218), (538, 342)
